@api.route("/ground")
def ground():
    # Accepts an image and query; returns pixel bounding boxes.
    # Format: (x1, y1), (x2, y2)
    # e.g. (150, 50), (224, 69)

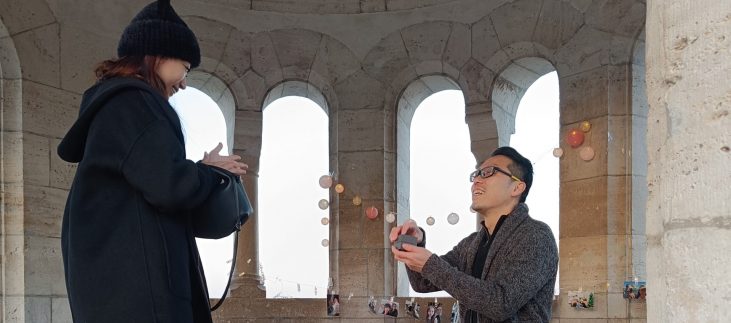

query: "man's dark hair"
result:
(491, 146), (533, 203)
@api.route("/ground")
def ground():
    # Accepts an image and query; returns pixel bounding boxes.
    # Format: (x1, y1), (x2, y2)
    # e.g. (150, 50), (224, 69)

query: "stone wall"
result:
(0, 0), (660, 321)
(645, 1), (731, 322)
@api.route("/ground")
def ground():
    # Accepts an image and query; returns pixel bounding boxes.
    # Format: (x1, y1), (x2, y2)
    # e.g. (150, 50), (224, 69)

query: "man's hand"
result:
(389, 219), (424, 244)
(202, 143), (248, 176)
(392, 243), (433, 273)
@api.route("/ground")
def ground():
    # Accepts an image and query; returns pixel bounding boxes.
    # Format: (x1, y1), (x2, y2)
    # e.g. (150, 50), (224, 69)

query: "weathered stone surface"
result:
(337, 249), (368, 296)
(334, 70), (386, 110)
(338, 108), (385, 152)
(401, 21), (451, 63)
(26, 297), (52, 323)
(0, 18), (8, 37)
(23, 132), (50, 186)
(458, 58), (495, 104)
(251, 32), (283, 87)
(220, 30), (253, 78)
(270, 29), (322, 80)
(471, 16), (502, 69)
(443, 22), (471, 77)
(0, 36), (22, 79)
(337, 151), (386, 200)
(3, 234), (25, 295)
(22, 81), (80, 139)
(2, 130), (23, 183)
(14, 23), (60, 87)
(533, 0), (584, 50)
(237, 70), (268, 110)
(24, 185), (67, 238)
(185, 17), (233, 62)
(60, 24), (114, 94)
(360, 0), (386, 13)
(2, 183), (24, 235)
(386, 0), (418, 11)
(555, 26), (613, 76)
(490, 0), (542, 46)
(560, 66), (612, 124)
(362, 32), (411, 84)
(233, 110), (263, 165)
(586, 0), (646, 38)
(310, 35), (361, 86)
(252, 0), (361, 14)
(0, 0), (56, 35)
(24, 236), (66, 295)
(560, 177), (610, 238)
(559, 236), (607, 290)
(366, 248), (386, 295)
(52, 297), (73, 323)
(659, 228), (731, 321)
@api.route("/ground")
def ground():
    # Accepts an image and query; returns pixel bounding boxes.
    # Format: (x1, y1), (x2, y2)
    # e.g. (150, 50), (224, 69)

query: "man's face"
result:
(470, 155), (522, 213)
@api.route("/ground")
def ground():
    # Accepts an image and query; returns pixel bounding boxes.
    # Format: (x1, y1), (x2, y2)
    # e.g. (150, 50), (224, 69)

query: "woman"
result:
(57, 1), (246, 322)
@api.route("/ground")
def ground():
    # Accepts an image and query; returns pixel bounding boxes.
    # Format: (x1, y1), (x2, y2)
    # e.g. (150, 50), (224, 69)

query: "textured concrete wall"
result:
(646, 1), (731, 322)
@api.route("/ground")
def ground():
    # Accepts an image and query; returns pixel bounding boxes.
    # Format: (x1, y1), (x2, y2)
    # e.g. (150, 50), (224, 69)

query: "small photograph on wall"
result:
(425, 302), (443, 322)
(406, 298), (421, 319)
(567, 290), (594, 309)
(451, 301), (460, 323)
(377, 297), (399, 317)
(326, 294), (340, 316)
(623, 281), (647, 300)
(367, 296), (378, 314)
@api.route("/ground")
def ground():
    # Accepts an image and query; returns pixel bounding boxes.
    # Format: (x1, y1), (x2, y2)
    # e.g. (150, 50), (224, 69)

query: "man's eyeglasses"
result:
(469, 166), (522, 182)
(181, 62), (191, 74)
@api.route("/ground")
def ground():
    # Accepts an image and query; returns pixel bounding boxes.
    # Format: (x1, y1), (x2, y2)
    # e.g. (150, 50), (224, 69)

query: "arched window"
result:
(258, 95), (329, 298)
(169, 86), (235, 298)
(396, 77), (475, 297)
(509, 71), (560, 294)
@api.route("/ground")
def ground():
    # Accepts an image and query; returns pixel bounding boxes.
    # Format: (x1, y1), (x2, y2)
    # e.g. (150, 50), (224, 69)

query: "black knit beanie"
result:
(117, 0), (201, 68)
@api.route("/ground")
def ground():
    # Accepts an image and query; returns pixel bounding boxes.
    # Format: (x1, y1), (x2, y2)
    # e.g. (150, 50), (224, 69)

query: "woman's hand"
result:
(202, 143), (248, 176)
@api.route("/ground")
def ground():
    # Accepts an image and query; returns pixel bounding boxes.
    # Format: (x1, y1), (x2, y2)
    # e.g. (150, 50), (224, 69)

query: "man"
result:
(391, 146), (558, 322)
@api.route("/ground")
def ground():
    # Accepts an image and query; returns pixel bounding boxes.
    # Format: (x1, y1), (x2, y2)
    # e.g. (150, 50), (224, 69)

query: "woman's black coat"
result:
(58, 77), (219, 323)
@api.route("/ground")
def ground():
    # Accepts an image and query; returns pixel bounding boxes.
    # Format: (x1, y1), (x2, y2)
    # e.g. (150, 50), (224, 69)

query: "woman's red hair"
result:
(94, 56), (169, 97)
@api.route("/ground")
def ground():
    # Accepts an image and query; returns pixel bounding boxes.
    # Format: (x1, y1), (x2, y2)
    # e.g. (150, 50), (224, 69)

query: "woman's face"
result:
(157, 58), (190, 97)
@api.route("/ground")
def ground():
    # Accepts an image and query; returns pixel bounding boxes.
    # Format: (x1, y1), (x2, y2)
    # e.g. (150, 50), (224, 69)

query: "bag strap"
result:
(210, 230), (239, 311)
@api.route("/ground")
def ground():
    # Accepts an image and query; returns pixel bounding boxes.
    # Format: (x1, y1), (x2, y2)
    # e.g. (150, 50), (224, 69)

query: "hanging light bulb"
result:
(318, 199), (330, 210)
(385, 212), (396, 223)
(447, 212), (460, 225)
(319, 175), (333, 188)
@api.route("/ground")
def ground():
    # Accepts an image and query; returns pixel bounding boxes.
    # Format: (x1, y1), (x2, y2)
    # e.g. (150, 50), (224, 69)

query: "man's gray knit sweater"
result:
(406, 204), (558, 322)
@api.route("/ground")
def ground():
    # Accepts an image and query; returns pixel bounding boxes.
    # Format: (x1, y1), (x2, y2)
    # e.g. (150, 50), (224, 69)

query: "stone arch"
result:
(362, 21), (470, 94)
(184, 71), (237, 152)
(257, 80), (332, 299)
(393, 75), (463, 295)
(1, 14), (26, 321)
(491, 57), (557, 147)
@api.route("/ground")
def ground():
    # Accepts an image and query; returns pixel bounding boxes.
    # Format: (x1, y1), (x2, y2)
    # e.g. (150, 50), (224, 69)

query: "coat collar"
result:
(465, 203), (530, 279)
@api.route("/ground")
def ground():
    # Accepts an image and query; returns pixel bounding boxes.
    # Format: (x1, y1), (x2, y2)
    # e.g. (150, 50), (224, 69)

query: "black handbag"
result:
(193, 166), (253, 311)
(193, 166), (252, 239)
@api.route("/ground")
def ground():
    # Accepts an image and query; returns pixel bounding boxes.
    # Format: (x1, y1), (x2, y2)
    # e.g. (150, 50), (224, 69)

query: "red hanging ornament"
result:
(566, 129), (585, 148)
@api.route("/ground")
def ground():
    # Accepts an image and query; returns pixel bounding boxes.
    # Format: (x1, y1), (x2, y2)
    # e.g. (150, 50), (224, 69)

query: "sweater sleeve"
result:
(405, 229), (471, 293)
(419, 224), (558, 321)
(120, 119), (218, 212)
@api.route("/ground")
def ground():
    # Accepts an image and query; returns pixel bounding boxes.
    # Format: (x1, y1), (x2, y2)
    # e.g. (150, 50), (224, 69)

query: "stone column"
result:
(646, 1), (731, 321)
(556, 64), (639, 320)
(228, 110), (265, 294)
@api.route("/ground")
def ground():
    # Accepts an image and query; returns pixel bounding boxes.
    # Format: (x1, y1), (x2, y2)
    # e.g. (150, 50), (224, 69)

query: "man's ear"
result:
(511, 181), (526, 198)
